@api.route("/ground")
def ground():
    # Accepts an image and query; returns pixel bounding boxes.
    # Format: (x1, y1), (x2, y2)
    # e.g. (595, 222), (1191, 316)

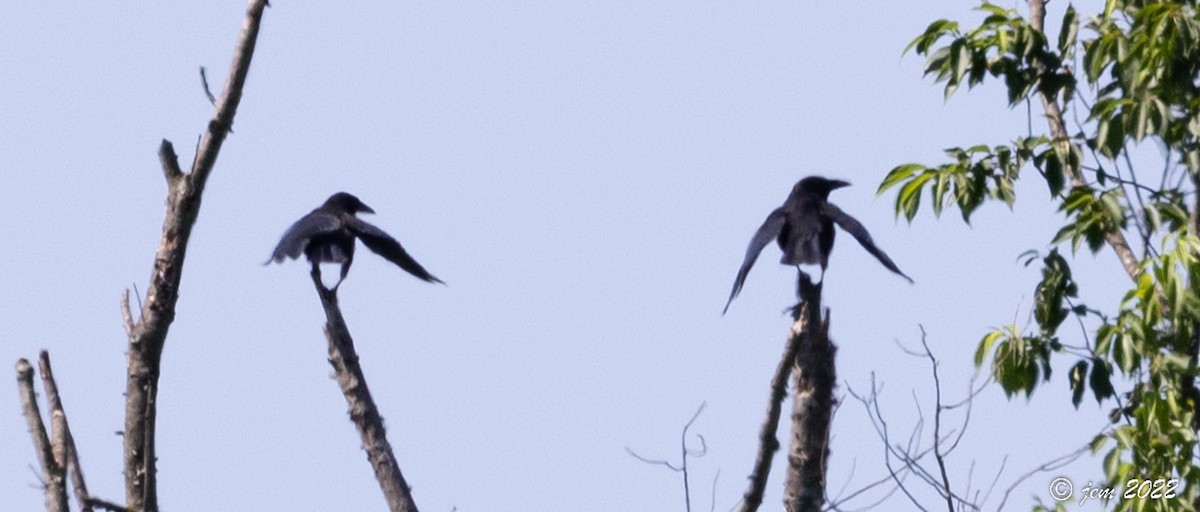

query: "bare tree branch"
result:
(627, 402), (708, 512)
(848, 375), (927, 512)
(16, 358), (68, 512)
(38, 351), (95, 512)
(121, 2), (269, 510)
(311, 269), (420, 512)
(995, 443), (1090, 511)
(199, 67), (218, 106)
(917, 328), (954, 512)
(825, 451), (929, 512)
(681, 405), (707, 512)
(737, 281), (809, 512)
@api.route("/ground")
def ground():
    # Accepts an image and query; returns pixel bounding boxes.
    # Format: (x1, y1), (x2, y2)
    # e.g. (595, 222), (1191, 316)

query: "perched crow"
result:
(266, 192), (443, 290)
(723, 176), (912, 313)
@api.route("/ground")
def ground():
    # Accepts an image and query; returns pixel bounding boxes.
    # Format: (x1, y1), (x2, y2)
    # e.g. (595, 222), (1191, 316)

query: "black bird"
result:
(266, 192), (443, 290)
(723, 176), (912, 313)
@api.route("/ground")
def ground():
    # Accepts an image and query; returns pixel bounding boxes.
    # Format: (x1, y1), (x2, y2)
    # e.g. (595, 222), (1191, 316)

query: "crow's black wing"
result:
(265, 211), (342, 264)
(346, 217), (444, 284)
(723, 208), (788, 314)
(822, 203), (913, 283)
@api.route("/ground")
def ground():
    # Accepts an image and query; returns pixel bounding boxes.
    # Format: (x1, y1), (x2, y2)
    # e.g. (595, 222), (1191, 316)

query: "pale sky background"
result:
(3, 1), (1126, 511)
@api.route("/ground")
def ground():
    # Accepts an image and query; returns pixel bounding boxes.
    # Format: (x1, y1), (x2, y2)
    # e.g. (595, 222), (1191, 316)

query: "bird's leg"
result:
(310, 260), (346, 293)
(332, 255), (353, 292)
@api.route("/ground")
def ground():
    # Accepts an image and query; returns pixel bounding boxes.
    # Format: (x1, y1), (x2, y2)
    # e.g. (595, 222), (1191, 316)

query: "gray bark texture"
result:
(16, 359), (69, 512)
(311, 270), (421, 512)
(781, 276), (835, 511)
(119, 1), (270, 510)
(738, 275), (834, 512)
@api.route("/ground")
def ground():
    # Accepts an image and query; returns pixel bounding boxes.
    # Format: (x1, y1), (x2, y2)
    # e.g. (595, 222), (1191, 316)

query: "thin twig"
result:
(627, 402), (709, 512)
(710, 470), (720, 512)
(199, 67), (217, 105)
(995, 444), (1090, 510)
(681, 402), (707, 512)
(859, 374), (927, 512)
(917, 327), (954, 512)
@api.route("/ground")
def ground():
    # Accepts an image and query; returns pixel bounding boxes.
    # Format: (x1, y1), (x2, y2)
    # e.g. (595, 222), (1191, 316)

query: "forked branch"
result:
(118, 2), (270, 510)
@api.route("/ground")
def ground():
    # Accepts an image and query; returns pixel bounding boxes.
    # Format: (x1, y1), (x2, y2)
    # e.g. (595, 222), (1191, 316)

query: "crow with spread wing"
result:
(723, 176), (911, 314)
(266, 192), (443, 290)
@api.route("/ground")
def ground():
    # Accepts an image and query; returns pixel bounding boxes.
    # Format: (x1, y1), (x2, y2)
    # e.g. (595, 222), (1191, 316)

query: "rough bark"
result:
(781, 276), (835, 512)
(739, 274), (833, 512)
(738, 303), (805, 511)
(311, 269), (420, 512)
(16, 358), (69, 512)
(119, 2), (270, 510)
(37, 351), (95, 512)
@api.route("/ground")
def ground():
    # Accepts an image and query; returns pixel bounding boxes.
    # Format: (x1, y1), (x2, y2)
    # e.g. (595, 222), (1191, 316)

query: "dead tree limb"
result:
(738, 305), (805, 511)
(782, 275), (835, 512)
(37, 351), (95, 512)
(118, 2), (270, 510)
(311, 269), (420, 512)
(739, 273), (833, 512)
(16, 358), (68, 512)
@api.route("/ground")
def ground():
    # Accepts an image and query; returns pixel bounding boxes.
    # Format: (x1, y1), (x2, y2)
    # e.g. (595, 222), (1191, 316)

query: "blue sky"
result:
(3, 2), (1121, 510)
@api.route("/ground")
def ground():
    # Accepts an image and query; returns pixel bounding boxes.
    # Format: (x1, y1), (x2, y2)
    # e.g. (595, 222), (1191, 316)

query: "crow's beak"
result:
(830, 180), (851, 190)
(360, 204), (376, 215)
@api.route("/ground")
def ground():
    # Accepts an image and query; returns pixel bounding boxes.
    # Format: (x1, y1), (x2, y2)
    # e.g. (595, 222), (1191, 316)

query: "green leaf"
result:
(1089, 358), (1115, 404)
(933, 172), (950, 217)
(992, 335), (1047, 397)
(878, 164), (924, 196)
(1090, 433), (1108, 454)
(1058, 6), (1079, 54)
(925, 45), (951, 78)
(1044, 153), (1065, 197)
(897, 171), (934, 221)
(906, 19), (958, 55)
(1115, 329), (1137, 373)
(953, 39), (970, 85)
(1070, 360), (1088, 408)
(1104, 446), (1121, 477)
(975, 330), (1003, 367)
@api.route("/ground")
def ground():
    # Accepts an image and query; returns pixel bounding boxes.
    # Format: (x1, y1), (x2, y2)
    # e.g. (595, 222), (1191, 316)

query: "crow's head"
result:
(794, 176), (850, 199)
(324, 192), (376, 215)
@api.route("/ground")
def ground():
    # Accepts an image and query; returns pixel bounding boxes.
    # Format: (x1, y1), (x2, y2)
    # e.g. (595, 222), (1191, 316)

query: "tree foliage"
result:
(881, 1), (1200, 509)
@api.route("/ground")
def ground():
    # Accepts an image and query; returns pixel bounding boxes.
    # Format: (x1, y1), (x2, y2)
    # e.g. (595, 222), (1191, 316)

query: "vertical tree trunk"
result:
(120, 2), (270, 509)
(782, 275), (835, 512)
